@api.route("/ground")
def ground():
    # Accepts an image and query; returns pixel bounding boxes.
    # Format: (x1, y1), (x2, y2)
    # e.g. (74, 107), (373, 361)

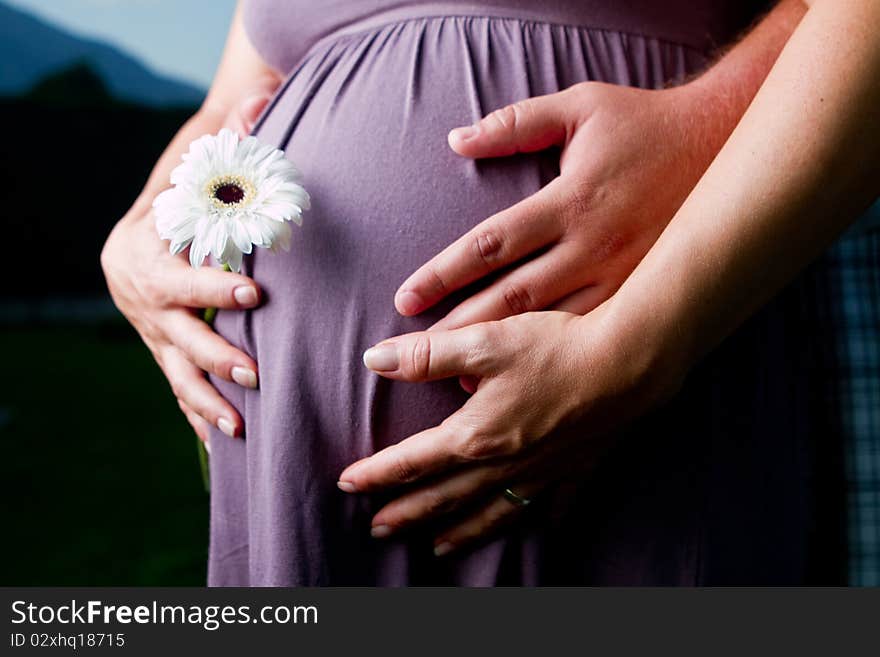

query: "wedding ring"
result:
(502, 487), (532, 508)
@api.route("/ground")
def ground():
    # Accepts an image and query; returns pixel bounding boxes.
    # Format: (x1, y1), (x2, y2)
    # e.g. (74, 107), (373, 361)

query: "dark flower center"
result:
(214, 183), (245, 205)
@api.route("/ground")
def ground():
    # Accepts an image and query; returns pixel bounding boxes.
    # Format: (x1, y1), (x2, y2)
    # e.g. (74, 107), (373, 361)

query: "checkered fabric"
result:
(822, 206), (880, 586)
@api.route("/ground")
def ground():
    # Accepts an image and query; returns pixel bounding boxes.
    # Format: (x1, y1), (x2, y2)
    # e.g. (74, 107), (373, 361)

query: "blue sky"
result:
(4, 0), (237, 89)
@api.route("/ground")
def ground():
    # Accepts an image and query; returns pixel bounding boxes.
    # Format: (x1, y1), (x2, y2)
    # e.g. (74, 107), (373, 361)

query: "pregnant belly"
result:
(204, 18), (713, 585)
(214, 20), (566, 464)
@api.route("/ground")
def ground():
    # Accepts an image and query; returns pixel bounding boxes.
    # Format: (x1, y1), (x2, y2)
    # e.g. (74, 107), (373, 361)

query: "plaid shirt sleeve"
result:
(824, 202), (880, 586)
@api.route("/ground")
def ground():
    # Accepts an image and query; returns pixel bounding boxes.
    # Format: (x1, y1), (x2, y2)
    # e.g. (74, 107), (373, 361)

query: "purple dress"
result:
(208, 0), (811, 586)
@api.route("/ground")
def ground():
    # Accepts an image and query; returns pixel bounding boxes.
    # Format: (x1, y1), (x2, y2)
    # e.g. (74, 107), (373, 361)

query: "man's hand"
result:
(393, 1), (806, 329)
(394, 81), (721, 328)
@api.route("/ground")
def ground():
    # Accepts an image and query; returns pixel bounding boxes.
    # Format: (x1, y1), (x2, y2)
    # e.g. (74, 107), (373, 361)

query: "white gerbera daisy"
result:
(153, 128), (310, 272)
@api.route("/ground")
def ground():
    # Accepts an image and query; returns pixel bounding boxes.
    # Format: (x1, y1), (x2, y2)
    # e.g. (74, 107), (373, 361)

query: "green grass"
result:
(0, 323), (208, 585)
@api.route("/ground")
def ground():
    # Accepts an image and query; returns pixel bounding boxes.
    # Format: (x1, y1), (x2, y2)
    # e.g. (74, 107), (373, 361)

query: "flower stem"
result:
(197, 439), (210, 493)
(202, 263), (233, 325)
(197, 262), (233, 492)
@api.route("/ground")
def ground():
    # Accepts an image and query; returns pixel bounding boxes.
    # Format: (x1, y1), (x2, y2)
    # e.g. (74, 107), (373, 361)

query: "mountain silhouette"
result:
(27, 62), (115, 107)
(0, 1), (204, 107)
(0, 91), (195, 301)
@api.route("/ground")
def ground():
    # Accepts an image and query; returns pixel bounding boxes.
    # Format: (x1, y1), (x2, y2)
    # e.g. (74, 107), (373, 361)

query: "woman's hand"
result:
(101, 75), (281, 443)
(102, 209), (262, 441)
(345, 0), (880, 556)
(337, 303), (685, 555)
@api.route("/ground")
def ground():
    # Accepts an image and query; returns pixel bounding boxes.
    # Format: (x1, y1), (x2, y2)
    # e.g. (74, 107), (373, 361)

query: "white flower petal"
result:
(215, 128), (239, 169)
(224, 247), (243, 272)
(255, 216), (278, 246)
(268, 220), (293, 253)
(156, 129), (308, 269)
(189, 234), (210, 268)
(165, 217), (198, 253)
(210, 220), (228, 259)
(231, 219), (254, 254)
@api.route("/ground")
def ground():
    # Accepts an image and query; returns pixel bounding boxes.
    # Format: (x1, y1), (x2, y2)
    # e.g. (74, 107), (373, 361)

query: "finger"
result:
(160, 309), (258, 387)
(394, 182), (566, 316)
(459, 375), (480, 394)
(448, 92), (573, 159)
(224, 75), (277, 137)
(161, 347), (243, 438)
(178, 399), (211, 444)
(224, 113), (251, 140)
(362, 323), (498, 381)
(340, 384), (523, 493)
(155, 263), (261, 311)
(430, 242), (591, 330)
(238, 73), (282, 130)
(338, 423), (460, 492)
(550, 284), (613, 315)
(369, 462), (517, 537)
(433, 480), (545, 556)
(239, 93), (272, 133)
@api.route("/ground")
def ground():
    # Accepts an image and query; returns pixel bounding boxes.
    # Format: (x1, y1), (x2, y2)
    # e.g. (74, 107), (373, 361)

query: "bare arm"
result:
(125, 2), (278, 220)
(102, 1), (281, 441)
(393, 0), (807, 329)
(334, 0), (880, 550)
(613, 0), (880, 370)
(669, 0), (808, 193)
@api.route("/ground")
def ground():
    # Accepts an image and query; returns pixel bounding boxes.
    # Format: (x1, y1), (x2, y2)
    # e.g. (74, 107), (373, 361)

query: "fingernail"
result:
(395, 289), (424, 316)
(217, 417), (236, 437)
(231, 366), (258, 389)
(434, 542), (455, 557)
(202, 439), (211, 455)
(233, 286), (258, 307)
(450, 125), (478, 142)
(337, 481), (357, 493)
(363, 344), (399, 372)
(371, 524), (393, 539)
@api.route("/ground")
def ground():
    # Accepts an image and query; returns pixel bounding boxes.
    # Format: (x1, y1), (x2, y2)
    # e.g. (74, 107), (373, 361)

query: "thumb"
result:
(448, 91), (571, 159)
(362, 325), (493, 382)
(234, 73), (282, 134)
(239, 93), (272, 132)
(223, 92), (273, 138)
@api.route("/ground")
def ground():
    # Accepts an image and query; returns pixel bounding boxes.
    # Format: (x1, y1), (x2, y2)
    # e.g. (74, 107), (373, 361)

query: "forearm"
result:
(674, 0), (806, 180)
(610, 0), (880, 367)
(631, 0), (806, 227)
(121, 1), (274, 222)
